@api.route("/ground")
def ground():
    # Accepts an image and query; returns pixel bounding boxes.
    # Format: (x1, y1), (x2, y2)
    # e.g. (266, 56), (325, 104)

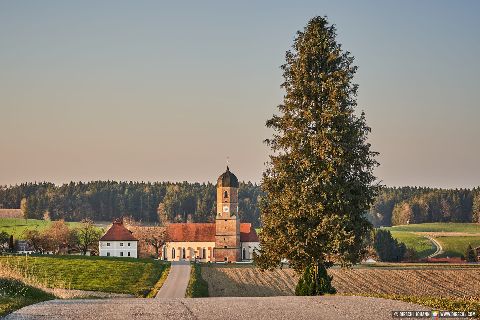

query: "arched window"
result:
(224, 191), (228, 198)
(163, 246), (168, 260)
(172, 248), (176, 259)
(202, 248), (206, 259)
(242, 247), (246, 260)
(182, 248), (186, 259)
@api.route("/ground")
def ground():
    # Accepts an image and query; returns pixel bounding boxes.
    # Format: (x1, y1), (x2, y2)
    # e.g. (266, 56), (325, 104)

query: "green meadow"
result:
(0, 255), (168, 297)
(0, 218), (82, 239)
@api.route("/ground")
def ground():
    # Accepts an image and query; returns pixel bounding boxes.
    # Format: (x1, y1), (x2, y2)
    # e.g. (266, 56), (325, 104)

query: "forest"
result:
(0, 182), (478, 227)
(0, 181), (262, 226)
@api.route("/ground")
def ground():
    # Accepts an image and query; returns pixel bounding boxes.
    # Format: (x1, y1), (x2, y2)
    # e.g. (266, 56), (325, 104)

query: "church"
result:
(99, 167), (260, 262)
(161, 167), (260, 262)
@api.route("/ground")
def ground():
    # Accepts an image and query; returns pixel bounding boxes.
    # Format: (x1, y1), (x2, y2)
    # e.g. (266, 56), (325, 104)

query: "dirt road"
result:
(5, 296), (431, 320)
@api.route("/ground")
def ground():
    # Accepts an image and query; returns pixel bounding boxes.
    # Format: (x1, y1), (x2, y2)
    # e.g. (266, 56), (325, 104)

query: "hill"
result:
(384, 223), (480, 258)
(0, 218), (81, 239)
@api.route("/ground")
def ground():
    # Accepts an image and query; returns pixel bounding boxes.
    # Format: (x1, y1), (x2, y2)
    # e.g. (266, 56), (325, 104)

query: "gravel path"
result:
(156, 261), (191, 298)
(425, 235), (444, 258)
(5, 296), (431, 320)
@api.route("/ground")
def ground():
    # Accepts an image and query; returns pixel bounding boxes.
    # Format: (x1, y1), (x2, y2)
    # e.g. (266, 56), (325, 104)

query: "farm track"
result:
(201, 266), (480, 298)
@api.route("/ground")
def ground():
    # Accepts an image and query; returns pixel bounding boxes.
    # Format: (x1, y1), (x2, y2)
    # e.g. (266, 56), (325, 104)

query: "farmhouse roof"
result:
(100, 218), (137, 241)
(166, 222), (259, 242)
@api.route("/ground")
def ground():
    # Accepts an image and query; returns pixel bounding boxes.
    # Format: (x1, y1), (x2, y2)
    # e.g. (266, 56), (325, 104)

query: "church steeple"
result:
(214, 166), (241, 262)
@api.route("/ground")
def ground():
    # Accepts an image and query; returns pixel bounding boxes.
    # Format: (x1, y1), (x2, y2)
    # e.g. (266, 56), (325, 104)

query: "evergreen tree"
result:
(256, 16), (378, 295)
(465, 244), (477, 262)
(373, 229), (406, 262)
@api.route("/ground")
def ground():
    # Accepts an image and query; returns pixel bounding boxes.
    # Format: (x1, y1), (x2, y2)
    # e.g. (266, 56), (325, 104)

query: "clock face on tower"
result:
(223, 205), (229, 213)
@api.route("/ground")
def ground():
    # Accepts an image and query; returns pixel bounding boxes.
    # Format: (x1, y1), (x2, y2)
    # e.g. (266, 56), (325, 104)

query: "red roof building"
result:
(166, 223), (259, 243)
(100, 218), (138, 242)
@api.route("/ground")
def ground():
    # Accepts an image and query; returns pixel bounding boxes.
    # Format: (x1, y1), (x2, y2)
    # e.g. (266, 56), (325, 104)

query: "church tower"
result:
(215, 166), (241, 262)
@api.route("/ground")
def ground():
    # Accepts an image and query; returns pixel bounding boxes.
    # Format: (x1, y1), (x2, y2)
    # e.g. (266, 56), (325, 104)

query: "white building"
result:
(99, 219), (138, 258)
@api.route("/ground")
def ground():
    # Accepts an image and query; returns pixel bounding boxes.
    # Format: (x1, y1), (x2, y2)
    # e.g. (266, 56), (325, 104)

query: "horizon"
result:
(1, 1), (479, 189)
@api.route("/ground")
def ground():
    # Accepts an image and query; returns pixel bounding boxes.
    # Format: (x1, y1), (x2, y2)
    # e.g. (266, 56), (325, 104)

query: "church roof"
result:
(166, 222), (259, 242)
(217, 166), (239, 188)
(100, 218), (138, 241)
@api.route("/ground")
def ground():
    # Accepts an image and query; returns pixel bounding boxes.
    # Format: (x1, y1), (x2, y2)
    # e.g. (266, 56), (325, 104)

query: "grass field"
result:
(389, 231), (436, 258)
(0, 278), (55, 317)
(0, 218), (83, 239)
(0, 255), (168, 297)
(383, 223), (480, 258)
(386, 223), (480, 233)
(435, 236), (480, 258)
(200, 264), (480, 298)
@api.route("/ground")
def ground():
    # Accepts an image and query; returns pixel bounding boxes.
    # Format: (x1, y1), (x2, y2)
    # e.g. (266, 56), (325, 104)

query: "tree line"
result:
(0, 183), (479, 227)
(0, 181), (262, 226)
(368, 186), (480, 226)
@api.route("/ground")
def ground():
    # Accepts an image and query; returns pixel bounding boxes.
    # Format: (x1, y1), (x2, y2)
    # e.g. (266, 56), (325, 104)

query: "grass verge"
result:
(0, 278), (55, 317)
(146, 262), (171, 298)
(186, 263), (209, 298)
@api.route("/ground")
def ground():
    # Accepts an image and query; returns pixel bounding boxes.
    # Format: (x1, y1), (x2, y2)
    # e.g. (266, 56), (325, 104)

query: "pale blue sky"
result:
(1, 1), (479, 188)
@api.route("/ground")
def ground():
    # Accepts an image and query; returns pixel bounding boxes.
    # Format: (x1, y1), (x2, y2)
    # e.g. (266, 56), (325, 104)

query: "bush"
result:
(295, 264), (336, 296)
(374, 230), (406, 262)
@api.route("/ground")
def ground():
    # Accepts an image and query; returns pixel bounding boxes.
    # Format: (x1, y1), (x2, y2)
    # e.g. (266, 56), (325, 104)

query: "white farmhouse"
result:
(99, 218), (138, 258)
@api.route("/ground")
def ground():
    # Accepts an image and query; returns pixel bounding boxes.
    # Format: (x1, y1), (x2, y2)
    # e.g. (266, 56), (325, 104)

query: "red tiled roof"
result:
(240, 223), (259, 242)
(100, 219), (137, 241)
(166, 222), (259, 242)
(167, 223), (216, 242)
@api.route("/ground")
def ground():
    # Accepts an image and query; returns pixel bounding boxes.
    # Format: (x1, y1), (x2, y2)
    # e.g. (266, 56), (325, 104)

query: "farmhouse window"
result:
(128, 243), (131, 246)
(120, 252), (124, 257)
(128, 252), (131, 257)
(120, 243), (124, 247)
(107, 243), (110, 247)
(107, 252), (110, 256)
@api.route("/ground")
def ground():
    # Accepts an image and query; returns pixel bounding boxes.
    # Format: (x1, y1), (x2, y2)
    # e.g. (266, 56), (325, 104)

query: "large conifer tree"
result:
(256, 16), (379, 294)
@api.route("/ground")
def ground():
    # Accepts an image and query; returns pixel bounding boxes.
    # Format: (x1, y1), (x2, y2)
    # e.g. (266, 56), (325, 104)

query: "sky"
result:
(1, 1), (479, 188)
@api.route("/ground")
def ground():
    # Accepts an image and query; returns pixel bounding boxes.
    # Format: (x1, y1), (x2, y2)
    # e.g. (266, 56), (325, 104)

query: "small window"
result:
(224, 246), (227, 248)
(128, 252), (131, 257)
(120, 252), (124, 257)
(182, 248), (186, 259)
(128, 242), (131, 246)
(224, 257), (227, 261)
(172, 248), (176, 258)
(202, 248), (206, 259)
(107, 243), (110, 247)
(120, 243), (124, 247)
(107, 252), (110, 256)
(224, 191), (228, 198)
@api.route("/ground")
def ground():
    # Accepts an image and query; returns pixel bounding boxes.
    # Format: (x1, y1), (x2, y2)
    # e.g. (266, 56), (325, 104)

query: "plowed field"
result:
(201, 265), (480, 298)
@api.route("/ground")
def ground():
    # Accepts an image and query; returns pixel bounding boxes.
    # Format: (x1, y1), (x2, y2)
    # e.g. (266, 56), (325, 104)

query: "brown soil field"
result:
(201, 265), (480, 298)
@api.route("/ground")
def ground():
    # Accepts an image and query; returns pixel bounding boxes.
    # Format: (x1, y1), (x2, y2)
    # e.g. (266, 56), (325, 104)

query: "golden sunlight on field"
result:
(201, 265), (480, 298)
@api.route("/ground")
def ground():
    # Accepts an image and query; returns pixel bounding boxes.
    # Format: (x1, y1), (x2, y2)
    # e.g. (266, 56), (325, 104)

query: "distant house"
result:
(99, 218), (138, 258)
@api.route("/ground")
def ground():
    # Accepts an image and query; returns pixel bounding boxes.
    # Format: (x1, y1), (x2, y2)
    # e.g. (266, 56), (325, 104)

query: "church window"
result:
(202, 248), (206, 259)
(182, 248), (186, 259)
(224, 191), (228, 198)
(172, 248), (176, 259)
(242, 248), (246, 260)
